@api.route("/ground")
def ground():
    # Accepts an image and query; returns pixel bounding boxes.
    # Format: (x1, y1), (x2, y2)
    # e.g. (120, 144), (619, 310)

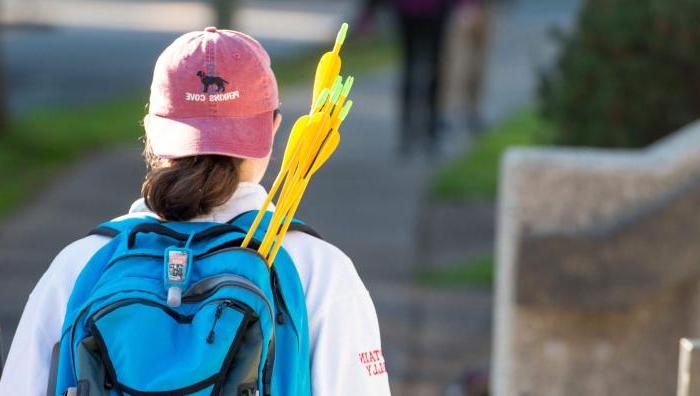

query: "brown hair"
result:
(141, 141), (243, 221)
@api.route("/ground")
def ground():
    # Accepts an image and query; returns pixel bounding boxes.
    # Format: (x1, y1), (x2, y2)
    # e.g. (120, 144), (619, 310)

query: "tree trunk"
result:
(0, 20), (7, 135)
(211, 0), (238, 29)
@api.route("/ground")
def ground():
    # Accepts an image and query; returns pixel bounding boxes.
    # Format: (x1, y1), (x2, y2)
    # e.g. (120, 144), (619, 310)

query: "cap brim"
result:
(145, 111), (274, 159)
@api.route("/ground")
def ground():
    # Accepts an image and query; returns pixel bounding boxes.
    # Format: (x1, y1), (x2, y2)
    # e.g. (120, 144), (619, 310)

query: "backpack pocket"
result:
(78, 298), (260, 395)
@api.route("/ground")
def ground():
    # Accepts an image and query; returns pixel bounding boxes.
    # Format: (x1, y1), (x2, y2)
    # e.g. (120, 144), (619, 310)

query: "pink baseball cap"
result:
(145, 26), (279, 159)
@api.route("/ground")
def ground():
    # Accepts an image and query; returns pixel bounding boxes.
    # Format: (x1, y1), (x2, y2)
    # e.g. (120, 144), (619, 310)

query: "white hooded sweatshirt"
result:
(0, 182), (391, 395)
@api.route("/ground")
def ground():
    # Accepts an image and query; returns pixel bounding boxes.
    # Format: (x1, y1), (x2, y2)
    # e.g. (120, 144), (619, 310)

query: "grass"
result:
(430, 108), (554, 202)
(415, 254), (494, 287)
(0, 98), (147, 216)
(0, 33), (398, 217)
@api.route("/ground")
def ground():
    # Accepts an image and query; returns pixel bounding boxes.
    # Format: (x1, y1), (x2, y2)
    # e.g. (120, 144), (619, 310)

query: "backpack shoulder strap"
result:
(230, 210), (312, 364)
(87, 214), (162, 238)
(227, 210), (323, 240)
(90, 212), (321, 240)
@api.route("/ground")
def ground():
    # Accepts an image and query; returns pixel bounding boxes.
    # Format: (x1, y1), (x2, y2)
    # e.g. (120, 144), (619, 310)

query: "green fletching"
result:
(341, 76), (354, 98)
(333, 76), (342, 89)
(314, 88), (330, 111)
(330, 77), (343, 104)
(339, 100), (353, 121)
(330, 87), (342, 104)
(336, 23), (348, 47)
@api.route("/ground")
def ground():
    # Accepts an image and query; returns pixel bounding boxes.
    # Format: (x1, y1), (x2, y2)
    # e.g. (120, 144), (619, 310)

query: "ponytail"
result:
(141, 141), (242, 221)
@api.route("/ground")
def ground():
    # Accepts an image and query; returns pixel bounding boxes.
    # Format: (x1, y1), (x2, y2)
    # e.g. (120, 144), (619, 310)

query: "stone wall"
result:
(492, 120), (700, 395)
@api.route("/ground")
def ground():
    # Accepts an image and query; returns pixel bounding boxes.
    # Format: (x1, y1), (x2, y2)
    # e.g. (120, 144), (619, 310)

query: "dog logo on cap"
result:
(185, 70), (239, 102)
(196, 70), (228, 93)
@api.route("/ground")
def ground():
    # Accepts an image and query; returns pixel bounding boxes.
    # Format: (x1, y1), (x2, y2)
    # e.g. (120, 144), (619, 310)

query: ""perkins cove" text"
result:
(185, 90), (240, 102)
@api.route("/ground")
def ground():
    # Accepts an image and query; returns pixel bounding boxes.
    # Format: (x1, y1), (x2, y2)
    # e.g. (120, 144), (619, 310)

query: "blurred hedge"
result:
(539, 0), (700, 148)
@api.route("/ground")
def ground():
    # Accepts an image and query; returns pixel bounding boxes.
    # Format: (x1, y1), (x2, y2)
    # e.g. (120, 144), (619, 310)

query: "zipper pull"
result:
(271, 270), (287, 325)
(103, 364), (114, 389)
(206, 302), (226, 344)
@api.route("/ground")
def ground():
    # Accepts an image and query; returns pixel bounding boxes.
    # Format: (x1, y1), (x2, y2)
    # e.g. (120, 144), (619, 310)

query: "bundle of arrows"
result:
(242, 23), (354, 265)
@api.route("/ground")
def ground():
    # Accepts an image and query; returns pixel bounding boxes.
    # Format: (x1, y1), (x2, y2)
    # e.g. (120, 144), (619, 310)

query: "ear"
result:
(272, 111), (283, 136)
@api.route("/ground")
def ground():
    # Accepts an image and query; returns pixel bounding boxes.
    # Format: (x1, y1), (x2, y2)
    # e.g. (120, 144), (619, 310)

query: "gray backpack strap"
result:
(286, 222), (322, 240)
(87, 226), (120, 238)
(46, 342), (60, 396)
(227, 210), (323, 241)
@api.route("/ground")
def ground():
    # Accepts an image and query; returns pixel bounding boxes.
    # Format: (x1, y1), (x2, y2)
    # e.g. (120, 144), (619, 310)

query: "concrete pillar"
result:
(493, 121), (700, 395)
(678, 338), (700, 396)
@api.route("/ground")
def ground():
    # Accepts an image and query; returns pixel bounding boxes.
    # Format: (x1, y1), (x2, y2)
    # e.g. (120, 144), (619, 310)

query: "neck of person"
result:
(238, 157), (270, 185)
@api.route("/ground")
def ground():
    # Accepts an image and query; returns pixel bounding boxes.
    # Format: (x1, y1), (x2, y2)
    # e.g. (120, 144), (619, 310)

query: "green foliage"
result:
(431, 109), (553, 201)
(0, 97), (146, 216)
(540, 0), (700, 148)
(415, 255), (494, 287)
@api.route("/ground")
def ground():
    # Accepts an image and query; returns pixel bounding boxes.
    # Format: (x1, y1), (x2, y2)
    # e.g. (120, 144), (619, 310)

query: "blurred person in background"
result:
(456, 0), (489, 134)
(443, 0), (489, 133)
(356, 0), (454, 157)
(356, 0), (384, 35)
(394, 0), (453, 157)
(439, 0), (490, 136)
(211, 0), (237, 29)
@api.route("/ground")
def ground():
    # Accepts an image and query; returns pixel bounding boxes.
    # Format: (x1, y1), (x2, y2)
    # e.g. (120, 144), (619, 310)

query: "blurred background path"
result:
(0, 0), (579, 393)
(2, 0), (352, 114)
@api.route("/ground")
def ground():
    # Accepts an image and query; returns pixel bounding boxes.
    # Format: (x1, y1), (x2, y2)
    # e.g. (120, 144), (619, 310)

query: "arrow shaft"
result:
(258, 105), (333, 258)
(259, 120), (331, 258)
(266, 177), (311, 264)
(241, 163), (286, 248)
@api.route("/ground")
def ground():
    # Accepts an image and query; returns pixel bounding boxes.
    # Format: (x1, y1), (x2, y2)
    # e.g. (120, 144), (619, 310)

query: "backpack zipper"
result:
(66, 289), (163, 381)
(183, 274), (274, 327)
(87, 300), (255, 395)
(71, 284), (265, 381)
(88, 297), (255, 326)
(105, 246), (269, 273)
(70, 271), (275, 392)
(207, 301), (231, 344)
(270, 269), (289, 325)
(184, 274), (278, 394)
(185, 274), (281, 395)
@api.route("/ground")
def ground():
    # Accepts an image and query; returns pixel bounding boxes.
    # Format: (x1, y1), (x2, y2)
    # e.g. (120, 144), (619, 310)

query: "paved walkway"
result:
(0, 0), (581, 393)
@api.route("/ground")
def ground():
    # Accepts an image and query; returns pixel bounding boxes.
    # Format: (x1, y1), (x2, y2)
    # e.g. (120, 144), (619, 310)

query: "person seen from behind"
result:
(0, 27), (391, 395)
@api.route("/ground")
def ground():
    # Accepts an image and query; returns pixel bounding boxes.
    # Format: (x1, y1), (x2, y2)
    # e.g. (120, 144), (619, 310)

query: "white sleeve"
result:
(309, 288), (391, 395)
(0, 236), (108, 395)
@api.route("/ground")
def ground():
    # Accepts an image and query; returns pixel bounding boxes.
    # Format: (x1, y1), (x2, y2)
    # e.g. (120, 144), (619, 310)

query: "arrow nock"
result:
(333, 23), (349, 53)
(341, 76), (354, 98)
(330, 77), (343, 104)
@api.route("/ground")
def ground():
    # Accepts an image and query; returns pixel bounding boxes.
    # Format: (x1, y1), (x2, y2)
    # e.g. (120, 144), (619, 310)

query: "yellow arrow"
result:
(264, 100), (354, 263)
(258, 77), (345, 256)
(241, 89), (332, 248)
(312, 23), (347, 107)
(257, 108), (331, 257)
(246, 23), (354, 265)
(261, 80), (354, 258)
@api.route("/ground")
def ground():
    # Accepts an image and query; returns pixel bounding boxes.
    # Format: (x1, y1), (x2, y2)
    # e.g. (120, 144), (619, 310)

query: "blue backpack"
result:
(50, 210), (320, 396)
